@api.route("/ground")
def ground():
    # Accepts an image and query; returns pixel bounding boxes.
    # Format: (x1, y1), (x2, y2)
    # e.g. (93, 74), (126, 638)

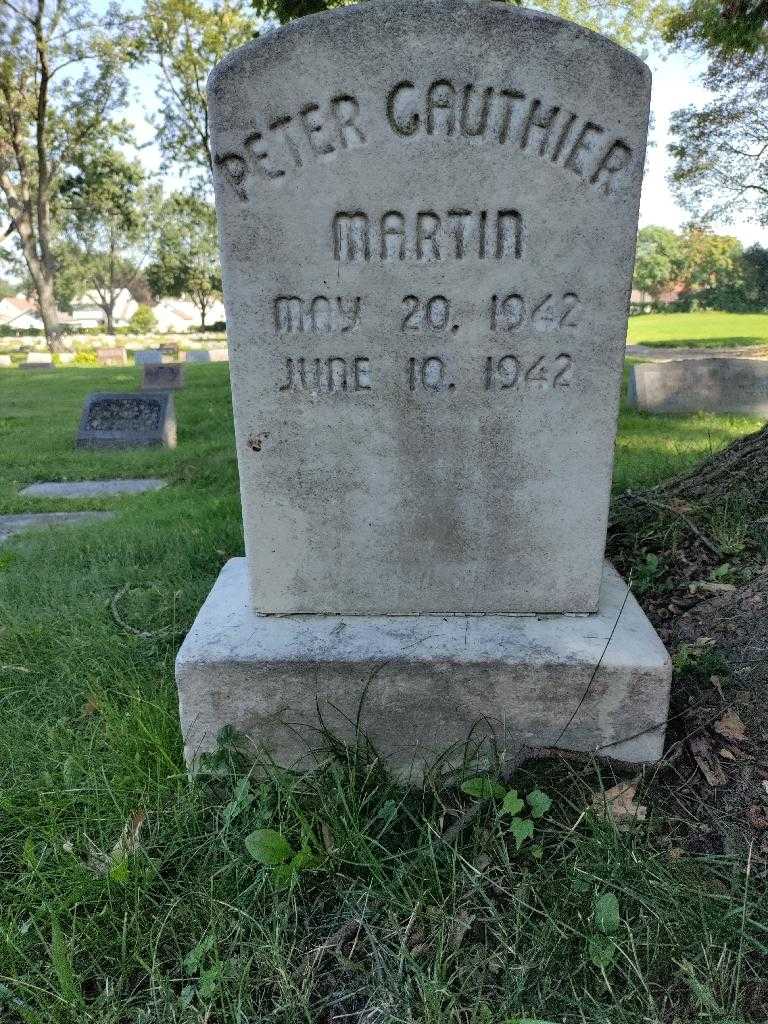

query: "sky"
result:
(640, 47), (765, 245)
(121, 35), (767, 248)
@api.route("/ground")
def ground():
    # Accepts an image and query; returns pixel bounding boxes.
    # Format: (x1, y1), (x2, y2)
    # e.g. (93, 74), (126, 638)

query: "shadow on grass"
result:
(635, 336), (767, 349)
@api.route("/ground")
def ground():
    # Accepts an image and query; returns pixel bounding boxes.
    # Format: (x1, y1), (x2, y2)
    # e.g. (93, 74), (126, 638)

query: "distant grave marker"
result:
(0, 511), (114, 543)
(134, 349), (164, 365)
(75, 392), (177, 449)
(20, 479), (166, 498)
(96, 347), (128, 366)
(185, 348), (229, 363)
(23, 352), (53, 370)
(629, 358), (768, 417)
(141, 363), (184, 390)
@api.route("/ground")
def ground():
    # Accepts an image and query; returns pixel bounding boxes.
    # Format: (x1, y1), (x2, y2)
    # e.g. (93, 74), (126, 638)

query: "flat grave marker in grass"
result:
(141, 363), (184, 391)
(75, 392), (177, 449)
(20, 478), (167, 498)
(177, 0), (671, 772)
(0, 510), (114, 542)
(630, 357), (768, 417)
(22, 351), (53, 370)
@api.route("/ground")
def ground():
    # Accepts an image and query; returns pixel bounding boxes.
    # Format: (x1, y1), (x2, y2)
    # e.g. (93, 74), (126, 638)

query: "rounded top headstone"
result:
(208, 0), (650, 614)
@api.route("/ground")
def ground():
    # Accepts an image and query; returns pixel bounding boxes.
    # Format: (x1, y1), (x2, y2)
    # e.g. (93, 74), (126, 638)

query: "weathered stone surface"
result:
(96, 347), (128, 366)
(20, 479), (166, 498)
(75, 392), (177, 449)
(23, 352), (53, 369)
(629, 358), (768, 416)
(0, 354), (13, 367)
(0, 511), (114, 542)
(209, 0), (650, 614)
(141, 363), (185, 390)
(185, 348), (230, 363)
(177, 558), (671, 770)
(134, 349), (164, 365)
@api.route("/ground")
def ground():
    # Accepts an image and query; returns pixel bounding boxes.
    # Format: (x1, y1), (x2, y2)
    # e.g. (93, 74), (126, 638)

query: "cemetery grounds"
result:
(627, 310), (768, 350)
(1, 350), (768, 1022)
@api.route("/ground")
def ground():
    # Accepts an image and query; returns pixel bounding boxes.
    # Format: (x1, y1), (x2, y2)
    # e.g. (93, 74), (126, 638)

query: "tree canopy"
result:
(665, 1), (768, 224)
(60, 146), (160, 333)
(633, 226), (687, 298)
(0, 0), (129, 348)
(146, 193), (221, 325)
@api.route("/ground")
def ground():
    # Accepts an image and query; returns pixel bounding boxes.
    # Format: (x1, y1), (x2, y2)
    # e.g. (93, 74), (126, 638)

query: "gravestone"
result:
(629, 358), (768, 417)
(23, 352), (53, 369)
(142, 363), (185, 390)
(97, 347), (128, 366)
(75, 392), (177, 448)
(0, 355), (13, 367)
(176, 0), (671, 772)
(134, 349), (164, 365)
(20, 479), (166, 498)
(0, 511), (114, 542)
(186, 348), (229, 363)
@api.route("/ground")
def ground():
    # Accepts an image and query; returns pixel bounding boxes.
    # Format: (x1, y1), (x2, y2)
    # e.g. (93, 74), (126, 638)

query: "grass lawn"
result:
(627, 310), (768, 349)
(0, 366), (766, 1023)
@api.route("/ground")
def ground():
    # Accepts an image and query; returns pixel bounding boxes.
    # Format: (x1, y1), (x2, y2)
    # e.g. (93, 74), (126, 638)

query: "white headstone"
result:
(24, 351), (53, 368)
(209, 0), (650, 615)
(177, 0), (671, 772)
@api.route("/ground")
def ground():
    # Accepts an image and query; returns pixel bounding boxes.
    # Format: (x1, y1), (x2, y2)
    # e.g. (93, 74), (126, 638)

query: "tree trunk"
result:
(105, 308), (115, 335)
(34, 269), (63, 353)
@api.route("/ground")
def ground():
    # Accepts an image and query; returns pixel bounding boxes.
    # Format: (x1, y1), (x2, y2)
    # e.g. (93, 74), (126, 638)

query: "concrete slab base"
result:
(20, 479), (166, 498)
(176, 559), (672, 774)
(0, 511), (114, 542)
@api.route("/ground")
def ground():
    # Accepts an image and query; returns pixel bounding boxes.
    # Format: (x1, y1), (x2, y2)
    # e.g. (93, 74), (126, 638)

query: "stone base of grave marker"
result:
(176, 558), (671, 772)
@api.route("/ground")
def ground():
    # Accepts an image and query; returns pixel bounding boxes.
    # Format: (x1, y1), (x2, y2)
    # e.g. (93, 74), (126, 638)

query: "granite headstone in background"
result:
(134, 349), (164, 366)
(185, 348), (229, 363)
(142, 363), (185, 390)
(0, 355), (13, 368)
(75, 392), (177, 448)
(97, 347), (129, 366)
(177, 0), (671, 772)
(629, 358), (768, 417)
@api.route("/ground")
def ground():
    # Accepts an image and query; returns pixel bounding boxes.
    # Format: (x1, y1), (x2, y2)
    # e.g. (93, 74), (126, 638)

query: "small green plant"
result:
(587, 892), (621, 968)
(708, 562), (738, 584)
(673, 641), (728, 683)
(245, 827), (323, 887)
(181, 932), (224, 1009)
(73, 349), (98, 366)
(630, 550), (666, 595)
(707, 497), (749, 556)
(461, 777), (552, 855)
